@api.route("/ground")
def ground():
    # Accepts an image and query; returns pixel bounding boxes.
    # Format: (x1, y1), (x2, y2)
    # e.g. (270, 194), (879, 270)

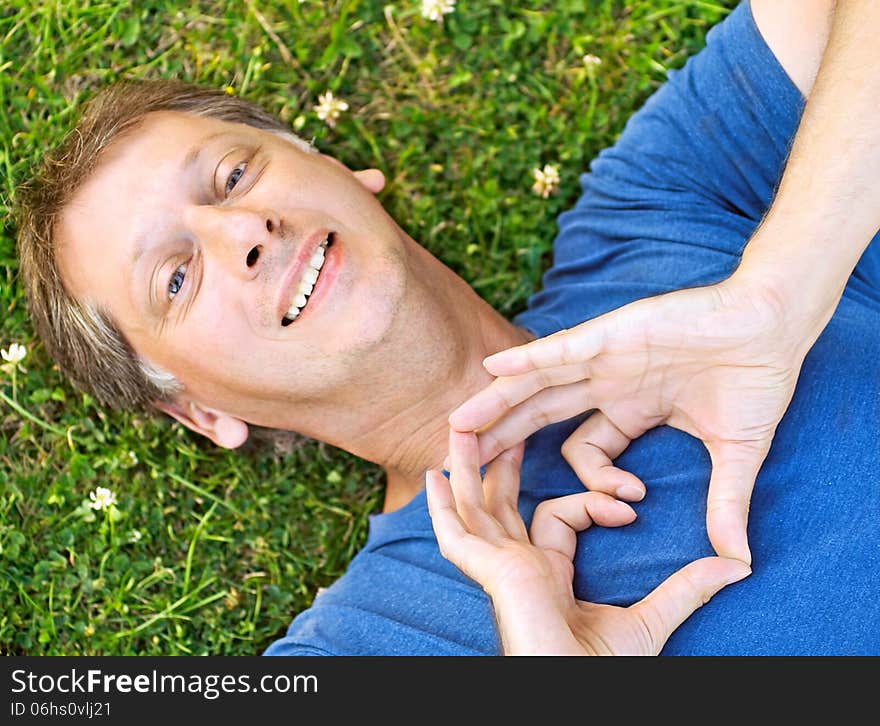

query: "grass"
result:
(0, 0), (734, 655)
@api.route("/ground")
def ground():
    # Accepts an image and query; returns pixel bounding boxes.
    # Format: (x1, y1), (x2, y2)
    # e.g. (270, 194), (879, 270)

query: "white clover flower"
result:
(421, 0), (455, 22)
(128, 529), (143, 543)
(1, 343), (27, 364)
(89, 487), (118, 512)
(314, 90), (350, 128)
(582, 53), (602, 67)
(531, 164), (561, 198)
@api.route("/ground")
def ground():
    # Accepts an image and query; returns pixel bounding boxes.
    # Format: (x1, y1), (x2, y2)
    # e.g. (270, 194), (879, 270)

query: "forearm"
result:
(736, 0), (880, 335)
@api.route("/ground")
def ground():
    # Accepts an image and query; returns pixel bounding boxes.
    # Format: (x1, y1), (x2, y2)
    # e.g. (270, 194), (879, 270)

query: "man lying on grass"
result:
(16, 0), (879, 654)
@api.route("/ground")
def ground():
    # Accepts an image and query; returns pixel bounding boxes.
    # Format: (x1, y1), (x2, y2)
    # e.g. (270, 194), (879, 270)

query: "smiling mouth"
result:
(281, 232), (335, 326)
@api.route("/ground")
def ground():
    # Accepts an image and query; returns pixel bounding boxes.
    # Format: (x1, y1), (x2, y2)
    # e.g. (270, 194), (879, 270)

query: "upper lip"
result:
(276, 228), (330, 321)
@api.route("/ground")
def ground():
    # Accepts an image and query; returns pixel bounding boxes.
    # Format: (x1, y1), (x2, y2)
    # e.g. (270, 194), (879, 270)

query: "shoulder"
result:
(262, 519), (501, 656)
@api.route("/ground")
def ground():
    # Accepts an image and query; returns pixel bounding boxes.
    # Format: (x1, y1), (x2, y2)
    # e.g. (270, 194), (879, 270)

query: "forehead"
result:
(56, 112), (257, 299)
(69, 110), (248, 217)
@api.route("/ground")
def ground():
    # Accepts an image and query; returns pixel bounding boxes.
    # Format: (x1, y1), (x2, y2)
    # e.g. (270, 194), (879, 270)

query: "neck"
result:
(347, 237), (534, 512)
(380, 309), (532, 512)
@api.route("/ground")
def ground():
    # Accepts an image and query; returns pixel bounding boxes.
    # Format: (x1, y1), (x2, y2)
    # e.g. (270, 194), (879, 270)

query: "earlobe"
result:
(210, 415), (250, 449)
(321, 154), (386, 194)
(153, 399), (250, 449)
(352, 168), (386, 194)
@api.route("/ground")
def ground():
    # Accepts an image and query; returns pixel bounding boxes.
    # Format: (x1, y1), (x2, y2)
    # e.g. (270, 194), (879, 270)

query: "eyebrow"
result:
(180, 129), (231, 174)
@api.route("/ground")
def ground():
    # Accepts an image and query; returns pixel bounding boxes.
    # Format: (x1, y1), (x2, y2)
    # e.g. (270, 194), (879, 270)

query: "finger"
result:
(530, 491), (636, 561)
(561, 411), (649, 502)
(630, 557), (751, 654)
(483, 318), (610, 377)
(444, 378), (593, 469)
(426, 470), (502, 583)
(449, 363), (590, 432)
(704, 441), (768, 566)
(447, 429), (486, 510)
(483, 442), (529, 541)
(447, 429), (506, 538)
(466, 380), (593, 466)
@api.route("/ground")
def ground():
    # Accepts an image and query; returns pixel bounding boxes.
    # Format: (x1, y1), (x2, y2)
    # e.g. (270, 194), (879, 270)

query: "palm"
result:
(590, 284), (798, 446)
(426, 430), (750, 656)
(573, 600), (681, 656)
(449, 279), (810, 562)
(482, 543), (661, 656)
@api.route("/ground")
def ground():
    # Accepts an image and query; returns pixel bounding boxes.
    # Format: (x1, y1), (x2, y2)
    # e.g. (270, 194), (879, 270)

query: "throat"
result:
(382, 469), (427, 513)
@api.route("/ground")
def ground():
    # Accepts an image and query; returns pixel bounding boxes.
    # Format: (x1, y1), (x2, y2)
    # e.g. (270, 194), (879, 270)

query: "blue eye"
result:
(168, 262), (187, 300)
(225, 162), (247, 196)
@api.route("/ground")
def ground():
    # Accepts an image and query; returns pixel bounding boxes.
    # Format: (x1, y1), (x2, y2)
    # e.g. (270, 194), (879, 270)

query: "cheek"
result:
(318, 246), (408, 358)
(152, 293), (248, 373)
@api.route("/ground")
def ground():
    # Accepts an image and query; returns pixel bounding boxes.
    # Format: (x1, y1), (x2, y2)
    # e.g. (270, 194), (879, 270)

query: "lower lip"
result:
(295, 236), (340, 322)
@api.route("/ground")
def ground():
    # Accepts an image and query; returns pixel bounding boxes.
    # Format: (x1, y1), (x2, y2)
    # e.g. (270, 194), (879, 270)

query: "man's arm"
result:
(751, 0), (834, 98)
(739, 0), (880, 340)
(449, 0), (880, 565)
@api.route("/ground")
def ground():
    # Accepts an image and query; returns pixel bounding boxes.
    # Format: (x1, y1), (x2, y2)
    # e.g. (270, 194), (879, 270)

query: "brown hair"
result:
(15, 78), (313, 412)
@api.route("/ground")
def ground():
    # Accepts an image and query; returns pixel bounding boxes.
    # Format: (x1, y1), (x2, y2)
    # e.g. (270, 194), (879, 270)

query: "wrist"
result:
(489, 589), (585, 656)
(730, 227), (844, 349)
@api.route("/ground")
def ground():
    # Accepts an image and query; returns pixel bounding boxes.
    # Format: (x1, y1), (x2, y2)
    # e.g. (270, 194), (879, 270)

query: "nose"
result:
(185, 205), (281, 278)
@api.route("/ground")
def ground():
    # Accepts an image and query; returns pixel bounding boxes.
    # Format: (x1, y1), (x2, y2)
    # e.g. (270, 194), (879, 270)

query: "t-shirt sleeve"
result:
(262, 495), (502, 656)
(263, 642), (335, 656)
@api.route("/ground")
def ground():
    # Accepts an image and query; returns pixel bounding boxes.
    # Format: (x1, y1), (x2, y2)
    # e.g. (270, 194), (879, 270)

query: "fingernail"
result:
(617, 485), (645, 502)
(613, 499), (636, 516)
(727, 563), (752, 585)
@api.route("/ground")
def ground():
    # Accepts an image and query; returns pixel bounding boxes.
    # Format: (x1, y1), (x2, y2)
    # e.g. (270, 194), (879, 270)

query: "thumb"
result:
(705, 441), (769, 565)
(631, 557), (751, 654)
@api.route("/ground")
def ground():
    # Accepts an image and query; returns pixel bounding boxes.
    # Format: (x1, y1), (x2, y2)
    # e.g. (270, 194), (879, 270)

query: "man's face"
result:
(58, 111), (412, 440)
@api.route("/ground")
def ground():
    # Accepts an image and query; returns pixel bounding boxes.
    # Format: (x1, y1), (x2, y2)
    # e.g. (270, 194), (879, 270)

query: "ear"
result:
(154, 398), (250, 449)
(321, 154), (386, 194)
(352, 168), (386, 194)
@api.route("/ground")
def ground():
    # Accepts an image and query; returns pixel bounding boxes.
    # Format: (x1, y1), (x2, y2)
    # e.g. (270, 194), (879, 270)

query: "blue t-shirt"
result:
(265, 0), (880, 656)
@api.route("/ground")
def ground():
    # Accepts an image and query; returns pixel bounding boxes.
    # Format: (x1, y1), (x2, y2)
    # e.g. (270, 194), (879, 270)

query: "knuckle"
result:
(481, 432), (503, 460)
(706, 494), (749, 513)
(633, 607), (660, 654)
(532, 499), (551, 523)
(538, 369), (554, 389)
(528, 407), (552, 430)
(680, 570), (710, 607)
(496, 383), (518, 410)
(561, 335), (574, 365)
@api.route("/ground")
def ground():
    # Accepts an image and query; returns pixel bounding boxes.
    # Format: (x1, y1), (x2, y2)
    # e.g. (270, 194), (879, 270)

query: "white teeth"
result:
(303, 268), (319, 285)
(309, 249), (325, 268)
(283, 234), (333, 323)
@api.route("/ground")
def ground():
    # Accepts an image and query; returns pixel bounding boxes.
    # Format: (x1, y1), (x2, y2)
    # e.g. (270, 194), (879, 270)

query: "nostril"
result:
(246, 245), (261, 267)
